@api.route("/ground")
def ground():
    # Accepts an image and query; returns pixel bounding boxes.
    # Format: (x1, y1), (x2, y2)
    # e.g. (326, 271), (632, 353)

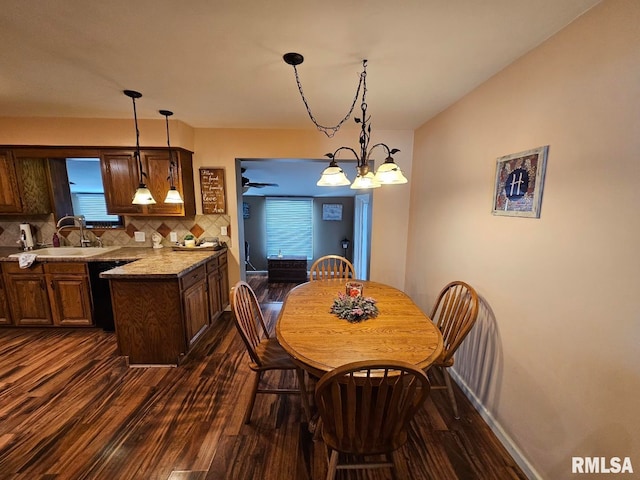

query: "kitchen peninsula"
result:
(100, 247), (228, 366)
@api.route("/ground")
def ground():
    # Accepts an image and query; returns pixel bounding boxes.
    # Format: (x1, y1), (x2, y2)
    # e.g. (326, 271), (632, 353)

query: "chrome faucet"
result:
(56, 215), (91, 247)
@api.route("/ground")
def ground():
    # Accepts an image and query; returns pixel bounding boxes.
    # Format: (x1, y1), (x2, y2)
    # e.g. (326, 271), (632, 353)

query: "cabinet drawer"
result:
(180, 265), (206, 291)
(44, 263), (88, 275)
(3, 262), (44, 274)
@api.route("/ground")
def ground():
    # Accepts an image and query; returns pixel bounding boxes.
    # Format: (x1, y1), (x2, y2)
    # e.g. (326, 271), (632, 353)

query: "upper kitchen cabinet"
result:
(0, 150), (52, 215)
(100, 147), (195, 216)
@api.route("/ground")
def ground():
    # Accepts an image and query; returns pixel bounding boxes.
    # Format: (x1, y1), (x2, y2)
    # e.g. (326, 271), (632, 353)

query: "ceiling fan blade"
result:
(248, 182), (279, 188)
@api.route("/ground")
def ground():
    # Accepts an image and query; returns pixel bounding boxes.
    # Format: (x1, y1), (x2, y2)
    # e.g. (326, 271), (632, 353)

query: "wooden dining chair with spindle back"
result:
(314, 359), (431, 479)
(230, 281), (311, 424)
(309, 255), (355, 281)
(427, 280), (479, 419)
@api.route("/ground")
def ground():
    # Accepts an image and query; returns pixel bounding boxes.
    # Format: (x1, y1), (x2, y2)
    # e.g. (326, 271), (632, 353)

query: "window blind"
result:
(72, 193), (120, 223)
(266, 197), (313, 259)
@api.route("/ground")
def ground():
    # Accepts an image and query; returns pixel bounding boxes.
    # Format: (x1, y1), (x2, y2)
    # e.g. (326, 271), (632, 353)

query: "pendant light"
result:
(125, 90), (156, 205)
(159, 109), (184, 204)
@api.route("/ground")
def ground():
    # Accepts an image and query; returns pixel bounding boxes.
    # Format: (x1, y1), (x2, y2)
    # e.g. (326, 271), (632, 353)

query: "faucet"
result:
(56, 215), (91, 247)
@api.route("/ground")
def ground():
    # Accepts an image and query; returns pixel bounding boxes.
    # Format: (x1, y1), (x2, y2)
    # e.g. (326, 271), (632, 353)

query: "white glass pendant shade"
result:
(317, 164), (350, 186)
(374, 160), (408, 184)
(164, 187), (184, 204)
(350, 171), (381, 189)
(132, 185), (157, 205)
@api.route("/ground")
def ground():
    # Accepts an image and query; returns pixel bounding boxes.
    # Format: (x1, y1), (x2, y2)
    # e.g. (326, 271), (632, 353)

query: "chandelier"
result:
(283, 53), (407, 189)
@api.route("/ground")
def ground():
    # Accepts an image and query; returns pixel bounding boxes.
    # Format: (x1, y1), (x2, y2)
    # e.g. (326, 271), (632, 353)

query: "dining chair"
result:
(428, 280), (479, 419)
(230, 280), (311, 424)
(314, 359), (431, 480)
(309, 255), (355, 281)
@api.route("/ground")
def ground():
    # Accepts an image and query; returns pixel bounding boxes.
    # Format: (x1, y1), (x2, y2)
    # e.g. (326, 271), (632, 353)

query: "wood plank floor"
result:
(0, 273), (527, 480)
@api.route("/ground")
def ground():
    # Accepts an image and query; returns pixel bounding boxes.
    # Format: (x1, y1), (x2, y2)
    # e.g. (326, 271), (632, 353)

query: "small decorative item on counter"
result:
(151, 232), (163, 249)
(345, 281), (364, 297)
(278, 249), (283, 258)
(52, 232), (60, 247)
(184, 234), (196, 248)
(330, 292), (378, 323)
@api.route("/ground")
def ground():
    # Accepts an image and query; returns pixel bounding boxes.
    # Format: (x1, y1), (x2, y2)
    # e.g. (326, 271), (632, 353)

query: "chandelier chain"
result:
(292, 62), (366, 138)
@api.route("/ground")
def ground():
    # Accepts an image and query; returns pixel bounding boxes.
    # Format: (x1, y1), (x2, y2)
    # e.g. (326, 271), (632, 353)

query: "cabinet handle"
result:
(40, 279), (46, 290)
(50, 280), (55, 290)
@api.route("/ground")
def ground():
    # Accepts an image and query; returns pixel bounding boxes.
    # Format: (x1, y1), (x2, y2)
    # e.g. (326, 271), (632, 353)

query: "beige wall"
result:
(407, 1), (639, 478)
(0, 119), (413, 288)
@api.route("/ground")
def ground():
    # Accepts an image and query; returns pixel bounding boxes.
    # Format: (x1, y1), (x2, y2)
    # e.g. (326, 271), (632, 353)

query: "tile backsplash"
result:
(0, 214), (231, 249)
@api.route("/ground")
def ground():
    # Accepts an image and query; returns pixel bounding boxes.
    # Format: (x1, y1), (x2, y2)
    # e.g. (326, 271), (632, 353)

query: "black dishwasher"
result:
(88, 260), (133, 331)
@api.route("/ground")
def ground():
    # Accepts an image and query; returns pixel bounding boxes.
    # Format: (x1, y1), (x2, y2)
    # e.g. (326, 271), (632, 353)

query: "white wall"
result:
(406, 1), (640, 478)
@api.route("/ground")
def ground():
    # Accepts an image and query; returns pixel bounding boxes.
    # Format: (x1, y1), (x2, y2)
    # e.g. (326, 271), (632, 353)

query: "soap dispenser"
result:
(52, 232), (60, 247)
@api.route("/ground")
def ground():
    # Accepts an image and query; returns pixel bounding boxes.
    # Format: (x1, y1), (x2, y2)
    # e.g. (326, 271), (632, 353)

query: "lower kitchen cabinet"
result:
(2, 262), (93, 327)
(0, 270), (13, 325)
(46, 263), (93, 326)
(2, 263), (52, 326)
(108, 252), (228, 365)
(206, 251), (229, 322)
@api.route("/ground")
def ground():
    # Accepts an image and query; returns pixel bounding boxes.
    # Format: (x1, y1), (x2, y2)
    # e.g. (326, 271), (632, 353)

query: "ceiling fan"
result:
(241, 168), (279, 193)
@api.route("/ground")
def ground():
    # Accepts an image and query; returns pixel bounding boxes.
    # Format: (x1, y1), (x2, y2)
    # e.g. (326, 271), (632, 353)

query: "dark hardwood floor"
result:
(0, 273), (527, 480)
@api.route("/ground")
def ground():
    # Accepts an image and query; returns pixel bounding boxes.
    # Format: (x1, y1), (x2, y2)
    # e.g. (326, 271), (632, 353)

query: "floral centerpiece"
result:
(330, 292), (379, 323)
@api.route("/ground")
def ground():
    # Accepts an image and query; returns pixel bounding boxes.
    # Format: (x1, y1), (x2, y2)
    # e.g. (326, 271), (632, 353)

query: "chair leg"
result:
(326, 449), (339, 480)
(295, 367), (311, 422)
(442, 367), (460, 419)
(244, 371), (261, 424)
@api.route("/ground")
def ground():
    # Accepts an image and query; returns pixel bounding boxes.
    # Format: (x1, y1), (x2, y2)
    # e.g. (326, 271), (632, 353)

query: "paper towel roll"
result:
(19, 223), (35, 249)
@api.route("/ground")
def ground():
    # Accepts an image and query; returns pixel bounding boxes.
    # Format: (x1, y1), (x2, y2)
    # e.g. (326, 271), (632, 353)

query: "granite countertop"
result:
(0, 246), (227, 279)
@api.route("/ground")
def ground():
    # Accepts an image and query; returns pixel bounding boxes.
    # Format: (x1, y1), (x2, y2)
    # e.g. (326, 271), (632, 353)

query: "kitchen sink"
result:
(10, 246), (122, 259)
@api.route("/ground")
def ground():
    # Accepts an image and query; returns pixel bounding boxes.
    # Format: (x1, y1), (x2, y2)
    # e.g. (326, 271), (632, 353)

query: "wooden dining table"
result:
(276, 279), (444, 378)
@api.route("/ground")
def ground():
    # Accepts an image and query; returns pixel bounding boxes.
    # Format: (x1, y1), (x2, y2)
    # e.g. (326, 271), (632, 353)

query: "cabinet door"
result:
(4, 270), (52, 326)
(0, 270), (12, 325)
(218, 253), (229, 309)
(0, 150), (23, 213)
(142, 151), (185, 216)
(183, 281), (209, 346)
(100, 151), (142, 215)
(207, 268), (222, 321)
(46, 264), (93, 326)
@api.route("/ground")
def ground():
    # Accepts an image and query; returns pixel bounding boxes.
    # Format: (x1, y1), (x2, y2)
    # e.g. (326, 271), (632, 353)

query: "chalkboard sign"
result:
(199, 167), (226, 214)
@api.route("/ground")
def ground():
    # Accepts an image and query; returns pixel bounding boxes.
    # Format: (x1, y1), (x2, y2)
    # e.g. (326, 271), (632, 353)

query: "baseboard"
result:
(449, 369), (542, 480)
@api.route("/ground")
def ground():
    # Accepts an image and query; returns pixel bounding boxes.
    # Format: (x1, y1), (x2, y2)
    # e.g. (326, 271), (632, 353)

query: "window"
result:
(266, 197), (313, 259)
(66, 158), (123, 226)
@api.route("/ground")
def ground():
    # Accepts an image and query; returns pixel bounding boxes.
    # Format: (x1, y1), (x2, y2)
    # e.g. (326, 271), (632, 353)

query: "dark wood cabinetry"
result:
(2, 262), (93, 327)
(109, 251), (228, 365)
(2, 263), (52, 326)
(0, 271), (12, 325)
(181, 265), (209, 346)
(100, 148), (195, 216)
(0, 151), (51, 215)
(45, 263), (93, 326)
(206, 251), (229, 322)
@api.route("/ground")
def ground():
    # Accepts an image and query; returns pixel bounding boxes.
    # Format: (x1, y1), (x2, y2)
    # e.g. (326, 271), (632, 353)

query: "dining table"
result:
(276, 279), (444, 378)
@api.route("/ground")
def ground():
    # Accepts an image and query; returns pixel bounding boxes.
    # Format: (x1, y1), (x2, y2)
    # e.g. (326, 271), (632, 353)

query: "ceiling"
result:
(1, 1), (600, 198)
(1, 0), (599, 130)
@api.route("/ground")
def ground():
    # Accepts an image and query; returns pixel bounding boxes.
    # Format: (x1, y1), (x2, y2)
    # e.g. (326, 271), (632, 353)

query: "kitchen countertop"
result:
(0, 246), (227, 279)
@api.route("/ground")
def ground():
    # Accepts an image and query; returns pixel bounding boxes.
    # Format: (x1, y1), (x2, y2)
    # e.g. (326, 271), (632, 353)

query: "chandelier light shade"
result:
(159, 109), (184, 204)
(316, 159), (351, 186)
(284, 54), (408, 190)
(125, 89), (156, 205)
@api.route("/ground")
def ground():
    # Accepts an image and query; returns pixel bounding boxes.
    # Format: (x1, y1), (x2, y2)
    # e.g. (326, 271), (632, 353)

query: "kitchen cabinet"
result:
(206, 251), (229, 323)
(0, 268), (12, 325)
(2, 263), (53, 326)
(100, 151), (141, 215)
(45, 263), (93, 326)
(0, 151), (51, 215)
(110, 263), (211, 365)
(100, 148), (195, 216)
(2, 262), (93, 327)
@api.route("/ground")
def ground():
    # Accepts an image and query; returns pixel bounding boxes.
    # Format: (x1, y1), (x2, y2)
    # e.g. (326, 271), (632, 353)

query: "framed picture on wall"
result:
(322, 203), (343, 221)
(492, 145), (549, 218)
